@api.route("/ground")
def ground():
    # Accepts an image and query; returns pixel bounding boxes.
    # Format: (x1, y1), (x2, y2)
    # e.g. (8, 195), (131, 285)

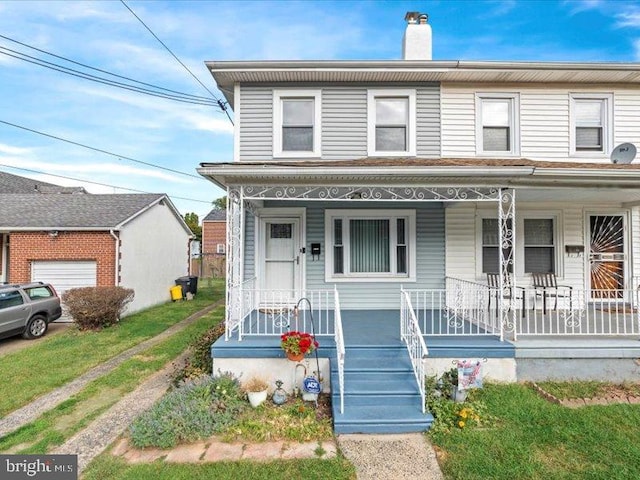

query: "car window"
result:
(25, 286), (53, 299)
(0, 290), (25, 309)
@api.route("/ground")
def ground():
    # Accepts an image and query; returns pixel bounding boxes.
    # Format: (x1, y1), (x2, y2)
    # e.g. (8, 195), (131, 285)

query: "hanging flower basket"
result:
(280, 331), (319, 361)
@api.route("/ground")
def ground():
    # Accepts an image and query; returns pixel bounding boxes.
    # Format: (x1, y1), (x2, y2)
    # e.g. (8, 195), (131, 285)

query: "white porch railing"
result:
(516, 288), (640, 337)
(405, 277), (503, 339)
(228, 284), (336, 341)
(400, 288), (429, 414)
(333, 286), (345, 414)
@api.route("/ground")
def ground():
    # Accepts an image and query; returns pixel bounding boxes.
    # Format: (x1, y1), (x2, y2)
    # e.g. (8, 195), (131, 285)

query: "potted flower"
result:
(440, 367), (467, 403)
(280, 331), (319, 361)
(242, 376), (269, 408)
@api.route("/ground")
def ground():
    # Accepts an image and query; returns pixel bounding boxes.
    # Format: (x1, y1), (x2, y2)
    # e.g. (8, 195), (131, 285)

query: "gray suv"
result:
(0, 282), (62, 340)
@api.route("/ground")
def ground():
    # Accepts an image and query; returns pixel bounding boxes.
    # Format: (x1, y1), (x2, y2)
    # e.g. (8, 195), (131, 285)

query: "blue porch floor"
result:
(212, 309), (515, 359)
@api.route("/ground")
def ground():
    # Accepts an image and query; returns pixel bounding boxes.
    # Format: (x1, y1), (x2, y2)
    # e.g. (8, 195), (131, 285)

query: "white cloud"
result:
(0, 143), (32, 155)
(616, 6), (640, 28)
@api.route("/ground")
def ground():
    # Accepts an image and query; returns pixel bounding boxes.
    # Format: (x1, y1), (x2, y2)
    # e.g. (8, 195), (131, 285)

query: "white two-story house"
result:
(199, 13), (640, 433)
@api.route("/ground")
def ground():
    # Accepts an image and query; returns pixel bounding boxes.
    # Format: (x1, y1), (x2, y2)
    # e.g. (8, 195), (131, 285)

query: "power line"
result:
(0, 119), (205, 180)
(0, 33), (219, 104)
(0, 45), (221, 107)
(120, 0), (234, 126)
(0, 163), (211, 204)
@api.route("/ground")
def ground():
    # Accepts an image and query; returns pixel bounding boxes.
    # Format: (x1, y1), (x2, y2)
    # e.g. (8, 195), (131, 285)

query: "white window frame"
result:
(273, 89), (321, 158)
(325, 209), (416, 282)
(569, 93), (613, 157)
(216, 243), (226, 254)
(475, 93), (520, 156)
(475, 211), (563, 279)
(367, 89), (416, 157)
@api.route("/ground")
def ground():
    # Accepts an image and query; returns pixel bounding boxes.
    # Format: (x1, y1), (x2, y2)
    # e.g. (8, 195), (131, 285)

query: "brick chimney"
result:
(402, 12), (432, 60)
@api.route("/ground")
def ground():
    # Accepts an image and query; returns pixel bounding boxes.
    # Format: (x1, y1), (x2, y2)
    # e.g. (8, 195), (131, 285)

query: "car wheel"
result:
(23, 315), (48, 339)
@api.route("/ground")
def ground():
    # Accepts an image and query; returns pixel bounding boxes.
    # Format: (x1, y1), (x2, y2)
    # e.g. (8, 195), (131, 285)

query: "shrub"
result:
(62, 286), (134, 330)
(171, 322), (225, 386)
(129, 371), (246, 449)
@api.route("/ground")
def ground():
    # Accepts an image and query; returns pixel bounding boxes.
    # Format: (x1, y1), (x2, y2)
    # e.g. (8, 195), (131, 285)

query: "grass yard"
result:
(84, 454), (356, 480)
(0, 279), (224, 417)
(0, 305), (225, 454)
(430, 383), (640, 480)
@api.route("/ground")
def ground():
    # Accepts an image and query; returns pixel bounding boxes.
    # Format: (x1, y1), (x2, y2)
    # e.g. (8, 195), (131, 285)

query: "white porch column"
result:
(498, 188), (516, 339)
(225, 186), (245, 340)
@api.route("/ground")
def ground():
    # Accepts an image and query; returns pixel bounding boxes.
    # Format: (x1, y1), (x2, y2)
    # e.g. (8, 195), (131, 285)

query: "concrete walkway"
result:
(337, 433), (444, 480)
(0, 299), (223, 438)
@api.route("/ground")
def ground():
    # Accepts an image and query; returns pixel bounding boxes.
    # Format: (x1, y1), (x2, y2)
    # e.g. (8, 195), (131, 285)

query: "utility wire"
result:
(0, 33), (219, 104)
(0, 163), (211, 204)
(0, 119), (205, 181)
(120, 0), (234, 126)
(0, 47), (220, 107)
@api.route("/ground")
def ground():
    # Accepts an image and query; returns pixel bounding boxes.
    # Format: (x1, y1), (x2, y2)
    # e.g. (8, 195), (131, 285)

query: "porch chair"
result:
(486, 273), (525, 317)
(531, 272), (573, 314)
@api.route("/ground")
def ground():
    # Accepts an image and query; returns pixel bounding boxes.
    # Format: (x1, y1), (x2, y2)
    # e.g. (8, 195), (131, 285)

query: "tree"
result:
(212, 196), (227, 210)
(184, 212), (202, 241)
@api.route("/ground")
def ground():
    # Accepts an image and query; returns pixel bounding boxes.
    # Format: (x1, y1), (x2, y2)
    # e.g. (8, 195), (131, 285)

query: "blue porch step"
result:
(331, 344), (433, 434)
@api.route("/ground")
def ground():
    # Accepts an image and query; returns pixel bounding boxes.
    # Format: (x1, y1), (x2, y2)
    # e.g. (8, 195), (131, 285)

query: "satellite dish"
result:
(610, 143), (637, 164)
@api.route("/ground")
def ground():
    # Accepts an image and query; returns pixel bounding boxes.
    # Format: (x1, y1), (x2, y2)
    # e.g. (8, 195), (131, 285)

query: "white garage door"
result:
(31, 260), (97, 295)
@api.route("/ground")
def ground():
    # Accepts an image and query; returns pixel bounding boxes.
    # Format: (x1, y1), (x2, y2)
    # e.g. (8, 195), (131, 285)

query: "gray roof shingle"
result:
(0, 193), (165, 229)
(203, 209), (226, 221)
(0, 171), (63, 193)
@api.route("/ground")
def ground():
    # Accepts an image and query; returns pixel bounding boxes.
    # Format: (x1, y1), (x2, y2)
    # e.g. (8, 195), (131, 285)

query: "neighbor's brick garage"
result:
(9, 231), (116, 285)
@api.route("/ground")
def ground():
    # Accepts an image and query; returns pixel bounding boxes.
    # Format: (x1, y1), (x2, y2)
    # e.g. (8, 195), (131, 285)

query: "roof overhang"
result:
(197, 158), (640, 191)
(206, 60), (640, 106)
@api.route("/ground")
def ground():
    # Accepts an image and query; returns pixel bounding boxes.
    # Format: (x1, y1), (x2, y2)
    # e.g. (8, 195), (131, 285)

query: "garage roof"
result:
(0, 193), (169, 230)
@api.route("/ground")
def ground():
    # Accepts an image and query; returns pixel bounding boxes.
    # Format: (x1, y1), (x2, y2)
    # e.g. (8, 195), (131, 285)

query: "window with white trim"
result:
(216, 243), (226, 254)
(273, 89), (321, 157)
(479, 215), (559, 276)
(570, 94), (612, 155)
(367, 89), (416, 156)
(475, 93), (519, 155)
(325, 209), (416, 282)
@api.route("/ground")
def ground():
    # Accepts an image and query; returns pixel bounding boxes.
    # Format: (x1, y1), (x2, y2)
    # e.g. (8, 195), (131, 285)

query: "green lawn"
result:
(0, 306), (225, 454)
(431, 383), (640, 480)
(84, 455), (356, 480)
(0, 280), (224, 417)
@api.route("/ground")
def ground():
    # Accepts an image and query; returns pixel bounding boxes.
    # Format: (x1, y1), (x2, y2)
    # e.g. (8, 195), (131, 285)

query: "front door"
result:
(262, 218), (300, 294)
(588, 214), (627, 298)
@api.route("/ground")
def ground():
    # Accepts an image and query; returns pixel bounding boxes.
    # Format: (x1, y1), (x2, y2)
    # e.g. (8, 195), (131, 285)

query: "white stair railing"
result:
(333, 286), (345, 414)
(400, 288), (429, 414)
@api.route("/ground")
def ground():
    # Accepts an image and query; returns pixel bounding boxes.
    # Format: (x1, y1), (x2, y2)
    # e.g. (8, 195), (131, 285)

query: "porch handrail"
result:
(400, 288), (429, 414)
(333, 286), (345, 415)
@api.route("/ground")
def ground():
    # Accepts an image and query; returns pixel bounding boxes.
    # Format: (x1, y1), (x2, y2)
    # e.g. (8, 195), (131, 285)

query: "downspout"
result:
(110, 230), (120, 286)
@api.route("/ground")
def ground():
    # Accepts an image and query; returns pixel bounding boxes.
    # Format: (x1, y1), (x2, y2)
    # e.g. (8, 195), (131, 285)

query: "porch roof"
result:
(197, 157), (640, 193)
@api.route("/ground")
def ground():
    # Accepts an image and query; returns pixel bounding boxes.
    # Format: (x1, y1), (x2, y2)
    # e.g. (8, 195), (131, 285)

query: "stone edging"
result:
(110, 437), (337, 464)
(528, 381), (640, 408)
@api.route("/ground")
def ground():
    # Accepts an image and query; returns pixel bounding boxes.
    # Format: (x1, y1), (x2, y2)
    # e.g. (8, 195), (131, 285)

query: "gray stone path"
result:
(0, 300), (222, 438)
(337, 433), (444, 480)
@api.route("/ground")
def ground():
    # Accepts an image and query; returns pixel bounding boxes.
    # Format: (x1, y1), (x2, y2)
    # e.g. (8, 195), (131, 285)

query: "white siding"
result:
(632, 208), (640, 286)
(441, 84), (640, 162)
(239, 87), (273, 161)
(119, 202), (191, 313)
(444, 205), (476, 280)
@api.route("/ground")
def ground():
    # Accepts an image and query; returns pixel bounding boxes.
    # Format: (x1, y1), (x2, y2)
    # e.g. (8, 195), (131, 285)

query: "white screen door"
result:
(263, 218), (300, 292)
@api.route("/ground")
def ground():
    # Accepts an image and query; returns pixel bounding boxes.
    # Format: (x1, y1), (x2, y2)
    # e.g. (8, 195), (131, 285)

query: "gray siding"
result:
(243, 214), (255, 280)
(239, 87), (273, 161)
(238, 84), (441, 161)
(262, 200), (445, 309)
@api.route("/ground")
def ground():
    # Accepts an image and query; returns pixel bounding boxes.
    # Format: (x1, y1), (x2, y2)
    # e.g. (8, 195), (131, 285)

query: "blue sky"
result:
(1, 0), (640, 220)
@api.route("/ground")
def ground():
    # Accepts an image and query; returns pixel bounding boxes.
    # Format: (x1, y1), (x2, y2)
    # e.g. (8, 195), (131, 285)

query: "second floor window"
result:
(571, 94), (612, 155)
(367, 89), (416, 156)
(476, 93), (519, 156)
(273, 89), (321, 157)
